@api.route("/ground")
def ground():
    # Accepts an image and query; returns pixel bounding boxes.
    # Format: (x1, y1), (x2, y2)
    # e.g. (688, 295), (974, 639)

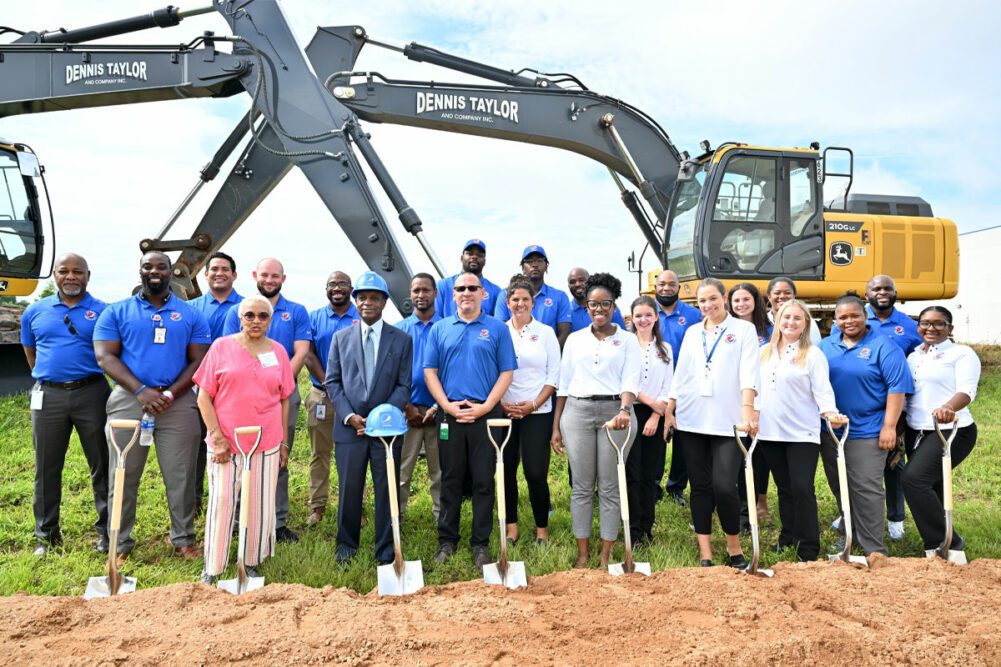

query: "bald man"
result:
(21, 253), (111, 556)
(223, 257), (311, 542)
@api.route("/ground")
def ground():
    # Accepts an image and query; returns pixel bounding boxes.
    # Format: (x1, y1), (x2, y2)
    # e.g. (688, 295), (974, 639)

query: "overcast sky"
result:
(3, 0), (998, 317)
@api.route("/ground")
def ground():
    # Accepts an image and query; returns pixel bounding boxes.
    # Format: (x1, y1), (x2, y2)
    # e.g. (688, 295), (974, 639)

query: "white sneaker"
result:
(830, 515), (842, 531)
(888, 521), (905, 541)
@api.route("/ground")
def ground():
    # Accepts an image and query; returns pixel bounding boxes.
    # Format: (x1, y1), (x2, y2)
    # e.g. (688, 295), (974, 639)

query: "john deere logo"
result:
(829, 241), (853, 266)
(0, 280), (7, 293)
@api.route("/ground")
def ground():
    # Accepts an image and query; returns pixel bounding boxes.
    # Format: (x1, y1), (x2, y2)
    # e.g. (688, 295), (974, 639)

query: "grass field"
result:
(2, 345), (998, 596)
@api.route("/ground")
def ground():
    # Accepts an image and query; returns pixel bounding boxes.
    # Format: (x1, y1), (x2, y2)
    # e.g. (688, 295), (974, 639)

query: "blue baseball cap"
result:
(463, 238), (486, 252)
(352, 271), (390, 299)
(521, 244), (547, 261)
(365, 403), (408, 437)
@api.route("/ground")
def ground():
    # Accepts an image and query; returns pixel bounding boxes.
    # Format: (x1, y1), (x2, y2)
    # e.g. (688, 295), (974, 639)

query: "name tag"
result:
(699, 373), (713, 397)
(153, 326), (167, 344)
(258, 351), (278, 368)
(31, 387), (44, 410)
(315, 402), (327, 421)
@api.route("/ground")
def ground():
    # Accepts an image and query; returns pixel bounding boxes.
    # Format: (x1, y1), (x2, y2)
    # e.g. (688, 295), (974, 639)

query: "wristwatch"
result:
(618, 405), (630, 413)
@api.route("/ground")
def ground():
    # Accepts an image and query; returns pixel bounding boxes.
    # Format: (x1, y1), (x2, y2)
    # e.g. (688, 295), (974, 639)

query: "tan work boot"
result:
(306, 506), (325, 527)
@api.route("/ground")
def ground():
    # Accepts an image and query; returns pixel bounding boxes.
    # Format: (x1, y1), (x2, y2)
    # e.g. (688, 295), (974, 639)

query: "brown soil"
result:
(3, 557), (999, 665)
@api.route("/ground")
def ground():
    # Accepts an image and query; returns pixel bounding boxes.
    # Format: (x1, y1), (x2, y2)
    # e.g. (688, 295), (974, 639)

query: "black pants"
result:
(626, 403), (665, 538)
(884, 459), (906, 522)
(196, 412), (207, 505)
(437, 404), (502, 548)
(903, 425), (977, 550)
(664, 436), (688, 497)
(31, 379), (111, 543)
(759, 440), (820, 561)
(678, 430), (742, 535)
(503, 411), (553, 528)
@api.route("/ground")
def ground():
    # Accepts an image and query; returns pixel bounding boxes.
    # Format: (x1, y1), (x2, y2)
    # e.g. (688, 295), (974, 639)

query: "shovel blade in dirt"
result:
(829, 553), (869, 565)
(483, 560), (527, 589)
(608, 561), (651, 576)
(377, 560), (425, 596)
(218, 573), (265, 595)
(925, 548), (968, 566)
(84, 574), (137, 599)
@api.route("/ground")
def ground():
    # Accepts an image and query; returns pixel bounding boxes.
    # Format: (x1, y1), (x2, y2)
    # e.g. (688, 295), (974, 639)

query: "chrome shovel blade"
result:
(483, 561), (527, 589)
(377, 560), (425, 596)
(829, 554), (869, 566)
(608, 561), (651, 576)
(84, 575), (137, 599)
(742, 567), (775, 578)
(925, 549), (968, 566)
(218, 575), (265, 595)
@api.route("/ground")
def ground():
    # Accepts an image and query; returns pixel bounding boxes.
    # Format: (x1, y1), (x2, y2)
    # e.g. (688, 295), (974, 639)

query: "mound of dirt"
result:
(3, 557), (1000, 665)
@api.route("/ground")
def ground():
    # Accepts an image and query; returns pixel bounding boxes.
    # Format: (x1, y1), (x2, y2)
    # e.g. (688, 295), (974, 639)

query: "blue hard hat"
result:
(365, 403), (408, 437)
(521, 244), (547, 261)
(352, 271), (390, 299)
(464, 238), (486, 252)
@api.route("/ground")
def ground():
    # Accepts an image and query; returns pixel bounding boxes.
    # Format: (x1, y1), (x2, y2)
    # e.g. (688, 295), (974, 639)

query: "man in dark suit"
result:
(325, 271), (413, 564)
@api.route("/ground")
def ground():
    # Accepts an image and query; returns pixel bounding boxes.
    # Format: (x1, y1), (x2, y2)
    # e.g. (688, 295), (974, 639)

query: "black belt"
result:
(41, 374), (105, 391)
(573, 394), (619, 401)
(447, 398), (484, 404)
(312, 383), (324, 390)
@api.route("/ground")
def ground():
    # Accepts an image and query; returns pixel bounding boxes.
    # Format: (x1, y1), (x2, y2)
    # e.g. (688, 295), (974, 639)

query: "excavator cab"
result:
(666, 144), (825, 294)
(0, 142), (51, 296)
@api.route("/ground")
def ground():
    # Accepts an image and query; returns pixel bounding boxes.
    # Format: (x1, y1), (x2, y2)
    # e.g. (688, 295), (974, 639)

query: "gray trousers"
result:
(105, 385), (200, 552)
(398, 405), (441, 521)
(274, 388), (301, 529)
(562, 397), (635, 541)
(820, 431), (888, 556)
(31, 378), (111, 543)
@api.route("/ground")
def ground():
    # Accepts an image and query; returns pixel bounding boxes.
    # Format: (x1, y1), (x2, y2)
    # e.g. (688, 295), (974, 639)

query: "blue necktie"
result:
(364, 327), (376, 391)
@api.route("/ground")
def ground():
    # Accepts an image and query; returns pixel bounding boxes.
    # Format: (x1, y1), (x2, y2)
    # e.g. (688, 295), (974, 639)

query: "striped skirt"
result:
(203, 446), (280, 576)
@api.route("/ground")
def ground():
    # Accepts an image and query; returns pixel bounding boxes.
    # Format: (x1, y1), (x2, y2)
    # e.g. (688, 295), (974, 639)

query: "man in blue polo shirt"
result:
(93, 251), (211, 563)
(187, 251), (241, 514)
(494, 245), (573, 347)
(653, 269), (701, 505)
(21, 253), (111, 556)
(434, 239), (504, 318)
(567, 267), (626, 332)
(223, 257), (311, 542)
(394, 272), (443, 521)
(425, 271), (516, 570)
(302, 270), (358, 527)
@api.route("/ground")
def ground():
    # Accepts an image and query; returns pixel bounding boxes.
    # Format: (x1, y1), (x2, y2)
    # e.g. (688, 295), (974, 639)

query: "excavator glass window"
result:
(713, 156), (778, 270)
(0, 149), (39, 276)
(789, 159), (816, 236)
(665, 168), (706, 280)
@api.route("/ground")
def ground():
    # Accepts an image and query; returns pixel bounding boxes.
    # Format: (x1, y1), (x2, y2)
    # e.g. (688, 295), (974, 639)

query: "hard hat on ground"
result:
(365, 403), (408, 437)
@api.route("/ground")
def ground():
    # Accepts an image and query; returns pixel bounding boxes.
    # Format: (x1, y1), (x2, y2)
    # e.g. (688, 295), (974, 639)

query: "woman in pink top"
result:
(193, 294), (296, 585)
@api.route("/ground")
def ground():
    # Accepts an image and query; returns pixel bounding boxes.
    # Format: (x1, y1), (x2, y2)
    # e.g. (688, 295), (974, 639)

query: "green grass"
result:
(2, 353), (1000, 596)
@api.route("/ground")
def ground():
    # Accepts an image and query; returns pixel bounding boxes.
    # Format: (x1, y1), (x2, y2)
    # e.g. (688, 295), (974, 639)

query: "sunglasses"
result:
(63, 314), (78, 336)
(326, 281), (351, 289)
(454, 285), (482, 293)
(242, 311), (272, 321)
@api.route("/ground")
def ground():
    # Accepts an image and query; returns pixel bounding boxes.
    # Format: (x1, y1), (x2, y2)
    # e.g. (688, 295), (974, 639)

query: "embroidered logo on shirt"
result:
(858, 347), (872, 360)
(84, 311), (97, 321)
(724, 333), (736, 344)
(758, 336), (766, 344)
(934, 352), (945, 360)
(478, 329), (491, 340)
(281, 312), (291, 321)
(678, 317), (686, 325)
(894, 326), (904, 335)
(170, 313), (182, 321)
(544, 298), (553, 307)
(352, 319), (359, 324)
(612, 340), (622, 346)
(152, 314), (162, 322)
(530, 335), (539, 341)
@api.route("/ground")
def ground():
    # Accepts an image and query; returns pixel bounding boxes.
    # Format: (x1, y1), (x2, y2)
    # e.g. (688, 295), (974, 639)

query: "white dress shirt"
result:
(558, 324), (641, 398)
(636, 338), (673, 403)
(344, 318), (385, 424)
(906, 340), (981, 429)
(503, 318), (561, 413)
(669, 315), (760, 437)
(757, 343), (838, 443)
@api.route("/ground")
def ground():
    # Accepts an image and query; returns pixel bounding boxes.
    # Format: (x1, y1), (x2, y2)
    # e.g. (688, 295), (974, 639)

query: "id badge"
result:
(315, 402), (327, 421)
(30, 386), (44, 410)
(699, 373), (713, 397)
(439, 421), (449, 441)
(258, 351), (278, 368)
(153, 326), (167, 344)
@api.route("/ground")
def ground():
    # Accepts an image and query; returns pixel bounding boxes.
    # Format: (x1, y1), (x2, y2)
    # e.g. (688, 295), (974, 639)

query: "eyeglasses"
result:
(326, 281), (351, 289)
(587, 299), (614, 311)
(242, 311), (272, 321)
(917, 320), (949, 330)
(454, 285), (482, 293)
(63, 314), (78, 336)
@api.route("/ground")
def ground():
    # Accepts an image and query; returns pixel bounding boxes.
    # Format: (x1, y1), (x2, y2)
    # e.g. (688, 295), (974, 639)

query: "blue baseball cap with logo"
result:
(464, 238), (486, 252)
(365, 403), (408, 437)
(352, 271), (390, 299)
(521, 244), (548, 261)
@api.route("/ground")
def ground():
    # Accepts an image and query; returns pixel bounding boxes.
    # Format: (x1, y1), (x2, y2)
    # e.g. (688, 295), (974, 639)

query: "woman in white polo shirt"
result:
(500, 275), (561, 545)
(757, 300), (839, 562)
(551, 272), (640, 569)
(902, 305), (981, 554)
(663, 278), (759, 568)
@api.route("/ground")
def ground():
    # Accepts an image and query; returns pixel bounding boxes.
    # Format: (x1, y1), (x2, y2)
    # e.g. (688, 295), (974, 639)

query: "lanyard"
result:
(702, 327), (727, 372)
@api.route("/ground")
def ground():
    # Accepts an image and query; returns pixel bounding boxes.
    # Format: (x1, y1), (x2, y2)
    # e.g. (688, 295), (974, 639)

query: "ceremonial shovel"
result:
(926, 416), (967, 566)
(377, 429), (425, 596)
(219, 426), (266, 594)
(826, 416), (868, 566)
(605, 422), (650, 576)
(85, 420), (140, 599)
(483, 418), (527, 588)
(733, 425), (773, 577)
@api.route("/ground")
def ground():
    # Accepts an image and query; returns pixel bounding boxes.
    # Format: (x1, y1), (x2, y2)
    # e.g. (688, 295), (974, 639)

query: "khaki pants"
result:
(399, 405), (441, 521)
(305, 386), (335, 510)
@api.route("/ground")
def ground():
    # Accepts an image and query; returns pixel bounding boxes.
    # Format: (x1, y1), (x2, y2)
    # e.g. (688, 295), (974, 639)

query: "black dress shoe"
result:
(377, 559), (394, 566)
(700, 559), (713, 567)
(96, 535), (110, 554)
(275, 526), (299, 543)
(729, 554), (748, 569)
(433, 543), (456, 565)
(335, 549), (355, 564)
(471, 545), (492, 571)
(244, 566), (260, 578)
